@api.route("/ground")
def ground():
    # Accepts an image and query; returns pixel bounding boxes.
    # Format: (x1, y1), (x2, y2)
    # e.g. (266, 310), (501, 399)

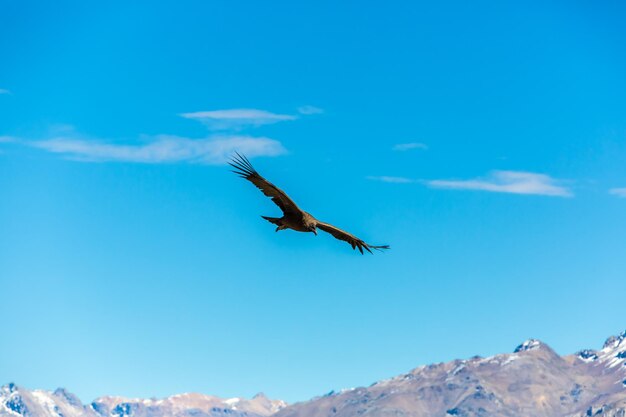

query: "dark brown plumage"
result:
(229, 153), (390, 254)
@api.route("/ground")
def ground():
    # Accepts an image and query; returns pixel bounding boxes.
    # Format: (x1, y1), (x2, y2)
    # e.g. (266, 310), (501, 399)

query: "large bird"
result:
(229, 153), (390, 254)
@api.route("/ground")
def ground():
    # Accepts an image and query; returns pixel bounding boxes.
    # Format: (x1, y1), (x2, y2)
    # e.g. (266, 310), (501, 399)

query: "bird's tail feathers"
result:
(261, 216), (282, 226)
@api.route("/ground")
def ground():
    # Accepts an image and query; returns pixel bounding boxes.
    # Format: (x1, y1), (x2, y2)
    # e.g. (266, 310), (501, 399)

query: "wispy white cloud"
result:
(392, 142), (428, 151)
(366, 175), (415, 184)
(609, 188), (626, 198)
(30, 135), (286, 164)
(427, 170), (572, 197)
(180, 108), (296, 130)
(297, 105), (324, 115)
(14, 106), (310, 163)
(0, 89), (11, 95)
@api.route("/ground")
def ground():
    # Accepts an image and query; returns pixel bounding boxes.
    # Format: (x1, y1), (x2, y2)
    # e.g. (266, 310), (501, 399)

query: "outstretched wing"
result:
(229, 152), (302, 216)
(316, 221), (390, 254)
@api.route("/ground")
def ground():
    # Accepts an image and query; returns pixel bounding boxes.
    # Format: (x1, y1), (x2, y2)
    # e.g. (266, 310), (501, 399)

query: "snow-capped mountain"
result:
(0, 384), (286, 417)
(3, 331), (626, 417)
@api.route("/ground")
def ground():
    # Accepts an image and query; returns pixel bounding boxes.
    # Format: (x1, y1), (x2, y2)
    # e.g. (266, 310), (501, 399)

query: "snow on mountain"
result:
(575, 349), (599, 363)
(598, 331), (626, 369)
(0, 384), (94, 417)
(0, 385), (286, 417)
(91, 392), (286, 417)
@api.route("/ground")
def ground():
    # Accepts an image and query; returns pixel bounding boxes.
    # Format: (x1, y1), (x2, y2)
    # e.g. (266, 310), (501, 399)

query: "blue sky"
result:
(1, 0), (626, 404)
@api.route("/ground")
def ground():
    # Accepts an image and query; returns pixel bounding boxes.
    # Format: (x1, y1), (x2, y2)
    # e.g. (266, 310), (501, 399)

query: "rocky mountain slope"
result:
(275, 332), (626, 417)
(2, 331), (626, 417)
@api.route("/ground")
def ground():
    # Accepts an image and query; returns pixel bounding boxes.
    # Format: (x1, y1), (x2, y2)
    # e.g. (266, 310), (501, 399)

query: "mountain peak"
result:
(513, 339), (544, 353)
(53, 388), (82, 406)
(1, 383), (17, 394)
(602, 330), (626, 350)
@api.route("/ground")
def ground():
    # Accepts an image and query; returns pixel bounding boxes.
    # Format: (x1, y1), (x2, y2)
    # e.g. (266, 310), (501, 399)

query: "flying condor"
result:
(229, 153), (390, 254)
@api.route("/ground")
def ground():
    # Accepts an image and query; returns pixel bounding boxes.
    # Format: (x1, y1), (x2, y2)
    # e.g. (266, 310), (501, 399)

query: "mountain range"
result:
(0, 386), (286, 417)
(3, 331), (626, 417)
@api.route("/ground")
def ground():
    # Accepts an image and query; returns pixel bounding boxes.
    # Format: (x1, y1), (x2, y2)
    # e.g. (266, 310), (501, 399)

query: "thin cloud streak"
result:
(609, 188), (626, 198)
(392, 142), (428, 151)
(367, 175), (415, 184)
(427, 170), (572, 197)
(0, 89), (11, 95)
(31, 135), (286, 164)
(180, 108), (296, 130)
(297, 105), (324, 115)
(0, 136), (15, 154)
